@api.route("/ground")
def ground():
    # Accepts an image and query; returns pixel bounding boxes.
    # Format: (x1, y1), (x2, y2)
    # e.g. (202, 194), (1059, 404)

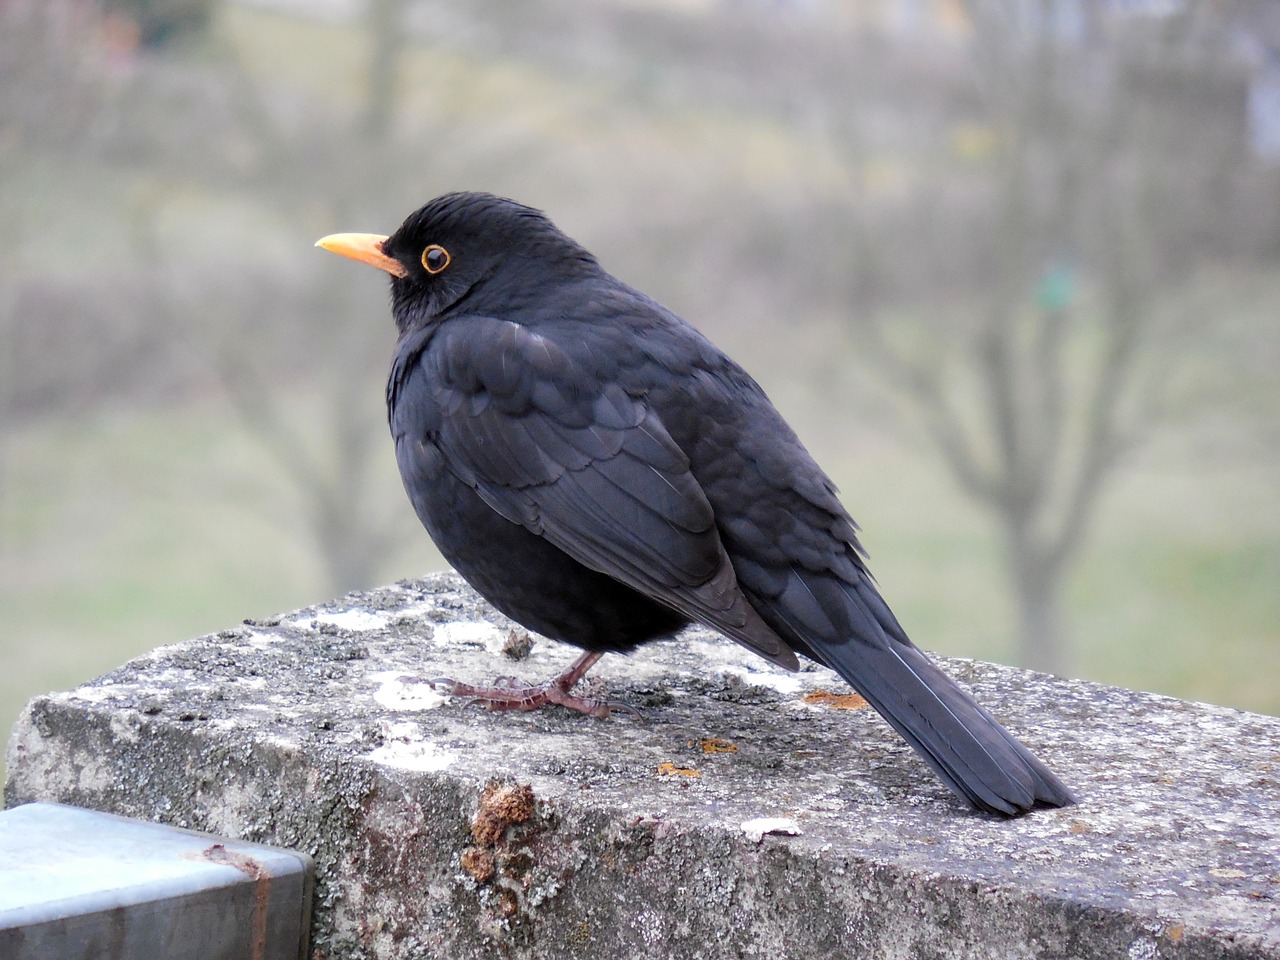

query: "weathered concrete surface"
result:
(5, 572), (1279, 960)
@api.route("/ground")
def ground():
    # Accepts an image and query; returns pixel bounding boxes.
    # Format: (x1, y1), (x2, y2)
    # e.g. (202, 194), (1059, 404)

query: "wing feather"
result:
(421, 316), (798, 669)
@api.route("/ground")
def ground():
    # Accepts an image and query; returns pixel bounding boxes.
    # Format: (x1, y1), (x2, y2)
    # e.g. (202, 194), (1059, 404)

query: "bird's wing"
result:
(667, 375), (1074, 814)
(399, 316), (798, 670)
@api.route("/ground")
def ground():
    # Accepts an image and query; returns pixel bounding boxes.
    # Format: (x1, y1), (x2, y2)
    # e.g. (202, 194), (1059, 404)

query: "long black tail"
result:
(765, 575), (1076, 816)
(826, 635), (1075, 814)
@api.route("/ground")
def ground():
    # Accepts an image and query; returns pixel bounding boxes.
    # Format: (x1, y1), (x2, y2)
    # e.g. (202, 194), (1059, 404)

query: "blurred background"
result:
(2, 0), (1277, 773)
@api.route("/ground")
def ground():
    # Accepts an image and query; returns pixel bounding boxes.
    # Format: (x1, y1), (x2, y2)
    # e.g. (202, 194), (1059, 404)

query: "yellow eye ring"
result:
(422, 244), (451, 274)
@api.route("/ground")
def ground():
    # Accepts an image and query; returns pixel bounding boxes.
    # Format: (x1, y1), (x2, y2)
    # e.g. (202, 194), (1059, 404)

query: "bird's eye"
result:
(422, 245), (451, 274)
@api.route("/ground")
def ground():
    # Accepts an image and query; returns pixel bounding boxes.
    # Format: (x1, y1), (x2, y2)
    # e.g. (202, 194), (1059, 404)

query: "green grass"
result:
(1069, 459), (1280, 710)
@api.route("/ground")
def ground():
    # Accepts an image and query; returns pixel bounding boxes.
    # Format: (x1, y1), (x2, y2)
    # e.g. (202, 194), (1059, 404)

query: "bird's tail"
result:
(799, 579), (1076, 816)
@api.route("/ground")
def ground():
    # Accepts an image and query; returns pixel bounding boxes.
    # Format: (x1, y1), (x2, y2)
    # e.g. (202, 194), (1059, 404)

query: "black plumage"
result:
(317, 192), (1075, 816)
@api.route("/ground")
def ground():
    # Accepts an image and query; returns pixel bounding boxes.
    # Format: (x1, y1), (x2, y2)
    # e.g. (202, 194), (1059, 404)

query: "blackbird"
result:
(317, 192), (1075, 815)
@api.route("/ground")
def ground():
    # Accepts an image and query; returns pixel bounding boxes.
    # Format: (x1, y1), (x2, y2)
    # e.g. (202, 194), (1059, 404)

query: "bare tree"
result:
(176, 0), (420, 596)
(0, 0), (112, 553)
(78, 0), (433, 596)
(836, 0), (1258, 673)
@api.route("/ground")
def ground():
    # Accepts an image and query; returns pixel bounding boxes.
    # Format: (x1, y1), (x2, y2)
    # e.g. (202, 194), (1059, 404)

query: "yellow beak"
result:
(314, 233), (408, 278)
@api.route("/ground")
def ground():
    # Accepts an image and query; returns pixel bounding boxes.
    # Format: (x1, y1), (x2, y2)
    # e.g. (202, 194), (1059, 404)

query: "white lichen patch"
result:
(245, 631), (285, 648)
(297, 609), (390, 632)
(365, 722), (458, 772)
(740, 817), (803, 843)
(372, 672), (449, 711)
(64, 685), (121, 704)
(432, 620), (508, 653)
(381, 600), (439, 623)
(718, 665), (805, 697)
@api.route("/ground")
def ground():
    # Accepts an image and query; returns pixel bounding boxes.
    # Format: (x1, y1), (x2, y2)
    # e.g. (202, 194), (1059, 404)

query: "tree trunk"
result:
(1009, 541), (1068, 677)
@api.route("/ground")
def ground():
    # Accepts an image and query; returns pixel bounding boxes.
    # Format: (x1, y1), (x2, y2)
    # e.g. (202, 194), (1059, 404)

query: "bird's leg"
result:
(437, 651), (618, 718)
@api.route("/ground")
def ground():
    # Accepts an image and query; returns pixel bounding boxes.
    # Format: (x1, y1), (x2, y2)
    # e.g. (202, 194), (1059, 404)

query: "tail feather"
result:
(758, 576), (1076, 816)
(824, 633), (1076, 814)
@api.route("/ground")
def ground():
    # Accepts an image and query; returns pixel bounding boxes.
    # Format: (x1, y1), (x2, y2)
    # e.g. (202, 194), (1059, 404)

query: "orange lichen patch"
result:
(497, 889), (519, 917)
(460, 846), (496, 883)
(697, 738), (738, 754)
(1166, 924), (1185, 944)
(1068, 820), (1093, 834)
(801, 689), (869, 710)
(657, 762), (701, 778)
(471, 782), (536, 846)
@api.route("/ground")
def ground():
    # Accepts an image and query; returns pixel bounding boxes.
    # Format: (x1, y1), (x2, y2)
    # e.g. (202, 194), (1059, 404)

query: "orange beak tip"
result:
(314, 232), (407, 278)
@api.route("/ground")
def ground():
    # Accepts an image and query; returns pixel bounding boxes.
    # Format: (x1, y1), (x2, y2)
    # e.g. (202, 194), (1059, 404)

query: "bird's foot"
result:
(431, 651), (640, 719)
(444, 677), (614, 718)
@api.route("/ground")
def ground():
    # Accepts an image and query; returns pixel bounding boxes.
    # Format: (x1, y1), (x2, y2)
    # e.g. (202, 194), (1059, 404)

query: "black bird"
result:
(316, 192), (1075, 816)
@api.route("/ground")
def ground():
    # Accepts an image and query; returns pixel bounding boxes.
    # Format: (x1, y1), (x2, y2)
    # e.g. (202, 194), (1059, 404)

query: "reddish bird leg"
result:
(436, 651), (617, 718)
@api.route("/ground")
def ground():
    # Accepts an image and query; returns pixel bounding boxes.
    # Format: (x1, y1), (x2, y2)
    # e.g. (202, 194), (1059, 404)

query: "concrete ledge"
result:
(5, 573), (1279, 959)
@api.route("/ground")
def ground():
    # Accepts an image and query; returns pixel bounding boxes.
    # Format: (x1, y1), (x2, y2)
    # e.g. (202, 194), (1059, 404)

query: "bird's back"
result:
(568, 281), (1077, 814)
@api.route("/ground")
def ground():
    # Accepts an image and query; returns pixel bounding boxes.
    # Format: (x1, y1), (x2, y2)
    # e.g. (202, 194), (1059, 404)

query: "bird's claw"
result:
(428, 649), (647, 719)
(448, 677), (612, 718)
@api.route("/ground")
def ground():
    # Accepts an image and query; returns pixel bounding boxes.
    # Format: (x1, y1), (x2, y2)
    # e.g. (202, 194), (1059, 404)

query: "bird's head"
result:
(316, 192), (598, 332)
